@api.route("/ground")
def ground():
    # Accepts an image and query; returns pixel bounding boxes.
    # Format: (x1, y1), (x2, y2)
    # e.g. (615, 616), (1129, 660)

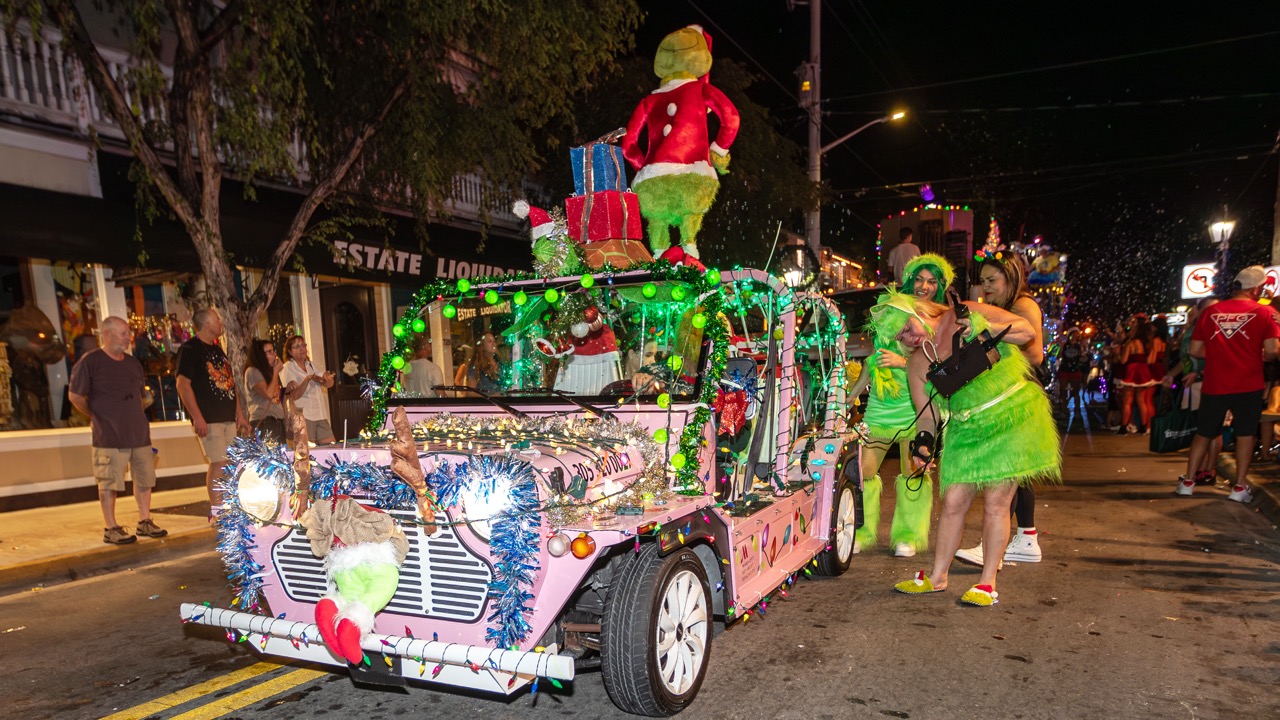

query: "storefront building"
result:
(0, 22), (531, 508)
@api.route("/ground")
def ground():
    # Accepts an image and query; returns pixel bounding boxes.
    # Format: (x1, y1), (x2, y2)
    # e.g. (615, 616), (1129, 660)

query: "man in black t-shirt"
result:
(70, 316), (168, 544)
(176, 308), (250, 511)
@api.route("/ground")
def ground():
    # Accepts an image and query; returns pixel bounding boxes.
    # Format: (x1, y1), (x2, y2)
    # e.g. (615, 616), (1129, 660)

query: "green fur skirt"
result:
(938, 381), (1061, 490)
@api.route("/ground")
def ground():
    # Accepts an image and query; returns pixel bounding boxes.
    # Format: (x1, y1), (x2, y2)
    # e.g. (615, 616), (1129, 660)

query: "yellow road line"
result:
(167, 667), (328, 720)
(100, 662), (281, 720)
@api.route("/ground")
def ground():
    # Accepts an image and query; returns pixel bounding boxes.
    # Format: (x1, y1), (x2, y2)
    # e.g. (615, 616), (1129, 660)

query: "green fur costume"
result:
(633, 173), (720, 254)
(854, 292), (936, 553)
(931, 312), (1061, 489)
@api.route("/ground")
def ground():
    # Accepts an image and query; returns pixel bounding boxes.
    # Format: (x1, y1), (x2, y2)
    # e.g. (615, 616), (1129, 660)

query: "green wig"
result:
(863, 288), (932, 400)
(901, 253), (956, 303)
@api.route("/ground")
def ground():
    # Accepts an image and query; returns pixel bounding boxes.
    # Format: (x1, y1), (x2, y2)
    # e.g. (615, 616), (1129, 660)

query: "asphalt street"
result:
(2, 431), (1277, 720)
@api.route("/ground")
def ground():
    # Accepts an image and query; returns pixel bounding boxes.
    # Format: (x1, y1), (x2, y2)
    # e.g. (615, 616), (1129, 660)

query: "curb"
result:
(0, 526), (216, 597)
(1215, 456), (1280, 529)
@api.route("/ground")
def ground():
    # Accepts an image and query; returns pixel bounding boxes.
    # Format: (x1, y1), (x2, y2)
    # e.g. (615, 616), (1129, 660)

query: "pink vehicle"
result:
(181, 267), (861, 716)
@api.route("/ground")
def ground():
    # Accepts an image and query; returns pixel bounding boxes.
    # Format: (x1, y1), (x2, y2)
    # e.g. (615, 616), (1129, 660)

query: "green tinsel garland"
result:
(367, 260), (732, 491)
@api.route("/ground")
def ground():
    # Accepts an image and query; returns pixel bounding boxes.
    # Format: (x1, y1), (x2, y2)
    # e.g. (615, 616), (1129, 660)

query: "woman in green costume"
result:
(846, 254), (955, 557)
(875, 291), (1060, 606)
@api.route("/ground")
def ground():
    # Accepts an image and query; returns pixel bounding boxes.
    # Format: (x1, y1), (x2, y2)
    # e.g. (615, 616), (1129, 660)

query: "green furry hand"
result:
(710, 151), (731, 175)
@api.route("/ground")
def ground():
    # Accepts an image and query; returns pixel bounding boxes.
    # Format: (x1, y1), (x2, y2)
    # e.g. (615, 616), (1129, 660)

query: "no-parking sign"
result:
(1181, 263), (1217, 299)
(1264, 266), (1280, 296)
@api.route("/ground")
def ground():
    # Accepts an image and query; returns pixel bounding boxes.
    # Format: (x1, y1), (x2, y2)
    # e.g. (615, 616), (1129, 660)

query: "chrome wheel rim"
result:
(656, 568), (708, 696)
(834, 486), (856, 562)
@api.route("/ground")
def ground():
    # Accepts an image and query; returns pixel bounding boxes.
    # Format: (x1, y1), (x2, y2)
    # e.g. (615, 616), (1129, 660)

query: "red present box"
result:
(565, 190), (642, 244)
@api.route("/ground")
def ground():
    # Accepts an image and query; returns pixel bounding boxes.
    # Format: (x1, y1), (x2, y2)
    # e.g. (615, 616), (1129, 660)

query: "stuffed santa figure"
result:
(553, 305), (621, 395)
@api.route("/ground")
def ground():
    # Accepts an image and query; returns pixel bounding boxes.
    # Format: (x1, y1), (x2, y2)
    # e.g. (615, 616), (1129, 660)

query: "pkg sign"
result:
(1265, 266), (1280, 296)
(1181, 263), (1216, 299)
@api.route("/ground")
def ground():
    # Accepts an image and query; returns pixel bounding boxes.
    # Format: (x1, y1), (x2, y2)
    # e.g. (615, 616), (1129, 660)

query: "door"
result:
(320, 285), (377, 440)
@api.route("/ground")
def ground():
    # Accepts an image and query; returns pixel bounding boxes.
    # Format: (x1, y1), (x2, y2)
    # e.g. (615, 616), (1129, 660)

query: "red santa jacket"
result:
(622, 78), (740, 186)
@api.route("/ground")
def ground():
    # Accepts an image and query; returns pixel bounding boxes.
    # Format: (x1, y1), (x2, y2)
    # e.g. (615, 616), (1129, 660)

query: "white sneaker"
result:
(955, 543), (984, 566)
(1175, 476), (1195, 496)
(1004, 532), (1042, 563)
(1227, 485), (1255, 503)
(893, 543), (916, 558)
(852, 540), (863, 554)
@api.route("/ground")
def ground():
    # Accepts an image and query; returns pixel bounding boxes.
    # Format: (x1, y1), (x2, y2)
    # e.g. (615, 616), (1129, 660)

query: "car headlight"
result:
(460, 478), (512, 542)
(237, 466), (281, 524)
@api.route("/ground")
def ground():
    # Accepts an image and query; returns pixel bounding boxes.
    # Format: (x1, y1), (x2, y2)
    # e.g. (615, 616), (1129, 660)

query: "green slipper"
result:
(894, 570), (942, 594)
(960, 584), (999, 606)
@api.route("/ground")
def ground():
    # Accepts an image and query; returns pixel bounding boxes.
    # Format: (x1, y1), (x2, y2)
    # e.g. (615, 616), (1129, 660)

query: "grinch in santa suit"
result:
(622, 25), (739, 260)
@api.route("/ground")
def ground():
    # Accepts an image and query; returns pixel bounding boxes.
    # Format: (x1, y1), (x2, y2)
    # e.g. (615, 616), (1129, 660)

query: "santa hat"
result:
(512, 200), (553, 240)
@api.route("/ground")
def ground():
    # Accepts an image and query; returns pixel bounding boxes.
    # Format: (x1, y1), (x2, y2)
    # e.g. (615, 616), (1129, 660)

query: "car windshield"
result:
(392, 275), (708, 403)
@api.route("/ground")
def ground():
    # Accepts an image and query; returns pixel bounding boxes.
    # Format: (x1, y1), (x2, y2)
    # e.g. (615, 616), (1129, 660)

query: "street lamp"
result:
(779, 232), (820, 289)
(806, 110), (907, 252)
(1209, 217), (1235, 294)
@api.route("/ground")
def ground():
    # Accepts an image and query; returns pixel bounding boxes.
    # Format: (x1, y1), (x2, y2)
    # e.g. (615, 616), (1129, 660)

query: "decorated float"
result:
(180, 25), (860, 717)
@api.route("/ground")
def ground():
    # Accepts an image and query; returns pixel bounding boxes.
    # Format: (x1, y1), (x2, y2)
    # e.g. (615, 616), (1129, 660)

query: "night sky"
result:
(633, 0), (1280, 323)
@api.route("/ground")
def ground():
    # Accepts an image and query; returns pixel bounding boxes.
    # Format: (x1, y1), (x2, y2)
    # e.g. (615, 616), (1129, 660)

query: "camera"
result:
(925, 322), (1011, 399)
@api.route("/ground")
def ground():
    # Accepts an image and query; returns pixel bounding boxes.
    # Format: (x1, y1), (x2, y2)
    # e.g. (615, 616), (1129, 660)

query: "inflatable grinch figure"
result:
(622, 25), (740, 259)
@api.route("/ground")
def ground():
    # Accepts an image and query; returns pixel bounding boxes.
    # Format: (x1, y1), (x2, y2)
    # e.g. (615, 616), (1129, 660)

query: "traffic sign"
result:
(1181, 263), (1216, 299)
(1264, 266), (1280, 296)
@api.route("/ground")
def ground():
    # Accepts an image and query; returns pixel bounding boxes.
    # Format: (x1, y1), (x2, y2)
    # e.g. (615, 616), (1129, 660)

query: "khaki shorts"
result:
(92, 446), (157, 492)
(198, 421), (239, 464)
(305, 418), (336, 444)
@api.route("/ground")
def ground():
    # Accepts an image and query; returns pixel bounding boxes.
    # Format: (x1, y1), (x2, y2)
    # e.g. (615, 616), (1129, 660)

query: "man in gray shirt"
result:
(887, 227), (921, 285)
(69, 316), (167, 544)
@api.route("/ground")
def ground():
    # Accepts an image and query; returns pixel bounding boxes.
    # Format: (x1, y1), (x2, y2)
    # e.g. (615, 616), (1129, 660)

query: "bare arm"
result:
(966, 301), (1036, 347)
(175, 375), (208, 436)
(1008, 296), (1044, 365)
(1266, 337), (1279, 361)
(68, 391), (90, 418)
(907, 347), (938, 437)
(1188, 339), (1206, 359)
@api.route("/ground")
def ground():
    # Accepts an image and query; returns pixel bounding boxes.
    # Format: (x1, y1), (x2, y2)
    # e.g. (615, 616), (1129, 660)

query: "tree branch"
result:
(198, 0), (243, 56)
(46, 0), (198, 227)
(249, 73), (411, 312)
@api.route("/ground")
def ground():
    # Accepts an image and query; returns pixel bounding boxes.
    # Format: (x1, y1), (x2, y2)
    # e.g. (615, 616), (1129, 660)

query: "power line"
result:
(824, 30), (1280, 103)
(832, 143), (1276, 195)
(823, 91), (1280, 115)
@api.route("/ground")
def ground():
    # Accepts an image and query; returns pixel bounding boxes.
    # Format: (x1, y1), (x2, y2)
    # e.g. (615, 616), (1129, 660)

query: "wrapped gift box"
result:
(582, 238), (653, 270)
(570, 143), (628, 195)
(566, 190), (643, 244)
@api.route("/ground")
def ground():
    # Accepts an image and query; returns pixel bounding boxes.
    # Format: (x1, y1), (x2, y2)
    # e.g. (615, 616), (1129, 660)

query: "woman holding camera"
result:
(871, 290), (1060, 606)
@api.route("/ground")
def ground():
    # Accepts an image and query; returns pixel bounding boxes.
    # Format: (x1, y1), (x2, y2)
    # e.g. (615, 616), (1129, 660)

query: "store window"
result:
(0, 257), (67, 431)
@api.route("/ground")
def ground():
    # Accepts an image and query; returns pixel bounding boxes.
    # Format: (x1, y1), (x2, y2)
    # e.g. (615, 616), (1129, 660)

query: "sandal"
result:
(960, 584), (999, 606)
(893, 570), (943, 594)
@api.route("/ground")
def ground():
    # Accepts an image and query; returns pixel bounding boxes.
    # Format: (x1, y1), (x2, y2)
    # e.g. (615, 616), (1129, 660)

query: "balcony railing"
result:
(0, 19), (532, 232)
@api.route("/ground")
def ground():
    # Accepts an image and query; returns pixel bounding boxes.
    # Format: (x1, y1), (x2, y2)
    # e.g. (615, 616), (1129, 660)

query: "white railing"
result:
(1, 19), (534, 232)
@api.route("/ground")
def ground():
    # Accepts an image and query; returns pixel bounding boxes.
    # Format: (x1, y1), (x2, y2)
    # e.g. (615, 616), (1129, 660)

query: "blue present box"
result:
(570, 143), (628, 195)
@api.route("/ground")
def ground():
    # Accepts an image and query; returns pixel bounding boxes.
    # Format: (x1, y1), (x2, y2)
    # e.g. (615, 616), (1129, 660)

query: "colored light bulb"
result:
(442, 304), (457, 319)
(484, 289), (499, 304)
(514, 290), (528, 306)
(411, 318), (426, 333)
(457, 278), (471, 293)
(392, 324), (406, 338)
(642, 282), (657, 299)
(544, 288), (560, 303)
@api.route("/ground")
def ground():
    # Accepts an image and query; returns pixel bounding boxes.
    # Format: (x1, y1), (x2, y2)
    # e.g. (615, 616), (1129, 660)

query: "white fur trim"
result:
(336, 601), (377, 634)
(325, 541), (401, 576)
(633, 160), (716, 185)
(512, 200), (530, 218)
(710, 142), (728, 157)
(652, 78), (696, 95)
(681, 243), (701, 259)
(531, 224), (553, 239)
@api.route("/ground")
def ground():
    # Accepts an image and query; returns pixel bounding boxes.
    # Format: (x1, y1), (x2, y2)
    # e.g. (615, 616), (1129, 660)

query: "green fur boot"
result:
(889, 473), (933, 555)
(854, 474), (882, 553)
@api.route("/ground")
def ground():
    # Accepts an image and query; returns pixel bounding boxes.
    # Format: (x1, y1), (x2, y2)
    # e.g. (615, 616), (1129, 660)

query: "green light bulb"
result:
(514, 290), (528, 306)
(671, 452), (687, 469)
(443, 304), (457, 319)
(457, 278), (471, 293)
(390, 355), (405, 369)
(484, 289), (499, 304)
(667, 355), (684, 372)
(706, 268), (721, 286)
(692, 313), (707, 329)
(642, 282), (657, 299)
(657, 393), (671, 409)
(411, 318), (426, 333)
(544, 288), (560, 304)
(671, 286), (687, 302)
(580, 274), (594, 288)
(654, 428), (668, 443)
(392, 324), (406, 338)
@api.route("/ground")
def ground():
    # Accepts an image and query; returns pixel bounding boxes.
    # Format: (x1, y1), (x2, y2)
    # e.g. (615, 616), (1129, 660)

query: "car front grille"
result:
(270, 508), (493, 622)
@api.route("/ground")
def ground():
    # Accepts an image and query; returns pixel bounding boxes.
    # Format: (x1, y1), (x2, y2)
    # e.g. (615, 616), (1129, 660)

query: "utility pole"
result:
(798, 0), (822, 254)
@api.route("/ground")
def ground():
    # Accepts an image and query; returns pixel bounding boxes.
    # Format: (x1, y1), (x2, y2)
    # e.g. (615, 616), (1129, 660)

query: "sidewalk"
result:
(1217, 453), (1280, 529)
(0, 486), (216, 596)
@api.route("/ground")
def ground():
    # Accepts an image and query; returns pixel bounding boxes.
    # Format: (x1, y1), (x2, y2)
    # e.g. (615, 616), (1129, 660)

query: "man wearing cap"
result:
(1176, 266), (1280, 501)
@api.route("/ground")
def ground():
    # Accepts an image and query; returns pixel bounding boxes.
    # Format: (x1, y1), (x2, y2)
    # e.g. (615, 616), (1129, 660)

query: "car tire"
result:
(601, 544), (713, 716)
